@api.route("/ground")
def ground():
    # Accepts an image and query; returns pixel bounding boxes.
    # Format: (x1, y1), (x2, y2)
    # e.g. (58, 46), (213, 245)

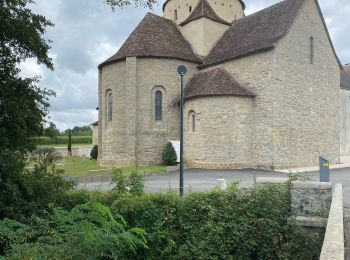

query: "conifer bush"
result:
(90, 145), (98, 160)
(161, 142), (177, 166)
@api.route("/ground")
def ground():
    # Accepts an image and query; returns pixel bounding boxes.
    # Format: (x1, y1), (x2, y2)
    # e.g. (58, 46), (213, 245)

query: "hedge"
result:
(38, 135), (92, 145)
(111, 185), (323, 259)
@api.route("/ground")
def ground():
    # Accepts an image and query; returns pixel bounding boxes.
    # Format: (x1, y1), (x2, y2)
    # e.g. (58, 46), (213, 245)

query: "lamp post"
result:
(177, 65), (187, 197)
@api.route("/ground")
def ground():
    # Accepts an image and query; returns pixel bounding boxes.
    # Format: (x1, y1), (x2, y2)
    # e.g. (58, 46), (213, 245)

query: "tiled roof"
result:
(184, 68), (255, 99)
(91, 121), (99, 126)
(98, 12), (201, 68)
(179, 0), (231, 26)
(341, 69), (350, 90)
(202, 0), (306, 67)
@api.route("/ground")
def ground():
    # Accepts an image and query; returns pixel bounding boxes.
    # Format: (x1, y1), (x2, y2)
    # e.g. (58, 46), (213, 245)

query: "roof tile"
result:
(185, 68), (255, 99)
(99, 13), (201, 68)
(179, 0), (231, 26)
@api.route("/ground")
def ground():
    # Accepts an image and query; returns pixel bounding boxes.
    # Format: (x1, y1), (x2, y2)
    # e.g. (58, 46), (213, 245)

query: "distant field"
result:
(38, 143), (93, 149)
(38, 135), (92, 146)
(57, 157), (166, 177)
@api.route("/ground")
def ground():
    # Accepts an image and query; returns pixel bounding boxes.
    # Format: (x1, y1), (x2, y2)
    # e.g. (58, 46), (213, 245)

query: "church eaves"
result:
(184, 68), (255, 99)
(98, 12), (201, 69)
(179, 0), (231, 26)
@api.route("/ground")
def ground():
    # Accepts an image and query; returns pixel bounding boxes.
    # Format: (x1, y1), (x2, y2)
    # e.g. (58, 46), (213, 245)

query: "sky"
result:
(21, 0), (350, 131)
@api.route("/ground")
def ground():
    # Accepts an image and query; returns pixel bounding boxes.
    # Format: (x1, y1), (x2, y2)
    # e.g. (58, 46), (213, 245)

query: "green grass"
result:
(118, 165), (166, 175)
(58, 157), (167, 177)
(58, 157), (110, 177)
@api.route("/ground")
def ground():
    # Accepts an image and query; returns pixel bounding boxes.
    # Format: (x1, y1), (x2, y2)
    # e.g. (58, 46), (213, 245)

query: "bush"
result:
(0, 202), (147, 259)
(161, 142), (177, 166)
(111, 169), (145, 197)
(111, 186), (323, 259)
(90, 145), (98, 160)
(128, 171), (144, 196)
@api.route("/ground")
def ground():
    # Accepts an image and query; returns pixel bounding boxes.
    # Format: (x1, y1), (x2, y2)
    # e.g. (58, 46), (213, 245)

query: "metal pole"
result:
(177, 65), (187, 197)
(180, 74), (184, 197)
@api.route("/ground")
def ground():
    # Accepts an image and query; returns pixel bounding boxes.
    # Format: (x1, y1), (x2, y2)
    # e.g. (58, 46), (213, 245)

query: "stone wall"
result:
(92, 124), (98, 146)
(340, 88), (350, 156)
(98, 57), (198, 167)
(291, 181), (332, 217)
(272, 0), (340, 167)
(180, 18), (229, 57)
(55, 147), (92, 158)
(184, 95), (254, 168)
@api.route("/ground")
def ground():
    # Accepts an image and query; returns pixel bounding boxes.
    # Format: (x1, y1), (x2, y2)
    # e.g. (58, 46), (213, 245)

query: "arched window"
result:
(189, 6), (192, 12)
(174, 10), (178, 20)
(155, 90), (162, 121)
(107, 91), (113, 121)
(309, 36), (314, 64)
(188, 111), (196, 132)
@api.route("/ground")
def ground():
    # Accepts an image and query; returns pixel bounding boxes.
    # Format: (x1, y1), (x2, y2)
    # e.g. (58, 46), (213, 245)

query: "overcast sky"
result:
(21, 0), (350, 131)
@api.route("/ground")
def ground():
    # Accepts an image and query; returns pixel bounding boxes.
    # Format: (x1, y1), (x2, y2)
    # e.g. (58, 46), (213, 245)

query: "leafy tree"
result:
(63, 125), (92, 136)
(0, 0), (76, 220)
(43, 122), (60, 139)
(106, 0), (157, 10)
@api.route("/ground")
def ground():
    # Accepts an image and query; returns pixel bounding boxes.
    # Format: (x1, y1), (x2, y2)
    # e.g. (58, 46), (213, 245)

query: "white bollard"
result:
(217, 178), (227, 190)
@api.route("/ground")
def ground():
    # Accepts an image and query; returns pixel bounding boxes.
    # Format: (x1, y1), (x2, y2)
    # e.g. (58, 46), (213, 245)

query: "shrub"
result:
(161, 142), (177, 166)
(0, 202), (147, 259)
(128, 171), (144, 196)
(112, 169), (128, 195)
(111, 169), (145, 197)
(37, 135), (92, 145)
(111, 186), (323, 259)
(90, 145), (98, 160)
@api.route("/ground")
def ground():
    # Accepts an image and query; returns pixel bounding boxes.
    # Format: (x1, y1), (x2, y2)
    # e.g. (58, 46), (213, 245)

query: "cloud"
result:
(24, 0), (350, 131)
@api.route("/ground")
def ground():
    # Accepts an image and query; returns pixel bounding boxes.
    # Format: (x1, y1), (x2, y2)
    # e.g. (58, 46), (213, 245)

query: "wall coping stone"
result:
(293, 216), (328, 228)
(255, 177), (289, 184)
(320, 184), (344, 260)
(292, 181), (332, 190)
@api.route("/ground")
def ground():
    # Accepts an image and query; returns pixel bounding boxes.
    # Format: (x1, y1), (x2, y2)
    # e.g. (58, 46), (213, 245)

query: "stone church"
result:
(97, 0), (350, 170)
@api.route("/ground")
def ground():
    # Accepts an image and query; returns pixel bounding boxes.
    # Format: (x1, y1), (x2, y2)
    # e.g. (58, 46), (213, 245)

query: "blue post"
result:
(319, 156), (329, 182)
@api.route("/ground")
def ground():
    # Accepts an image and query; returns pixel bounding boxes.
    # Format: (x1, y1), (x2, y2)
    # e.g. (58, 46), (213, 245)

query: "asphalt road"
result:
(78, 167), (350, 207)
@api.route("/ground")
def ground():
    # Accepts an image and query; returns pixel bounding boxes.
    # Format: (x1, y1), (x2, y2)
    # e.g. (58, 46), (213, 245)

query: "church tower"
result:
(163, 0), (245, 56)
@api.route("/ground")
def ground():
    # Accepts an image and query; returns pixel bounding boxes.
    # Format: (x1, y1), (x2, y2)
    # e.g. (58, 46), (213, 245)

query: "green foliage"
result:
(128, 171), (144, 196)
(38, 135), (92, 145)
(112, 169), (145, 196)
(106, 0), (157, 10)
(112, 169), (128, 195)
(90, 145), (98, 160)
(43, 122), (60, 139)
(63, 125), (92, 136)
(0, 202), (147, 259)
(162, 142), (177, 166)
(111, 186), (322, 259)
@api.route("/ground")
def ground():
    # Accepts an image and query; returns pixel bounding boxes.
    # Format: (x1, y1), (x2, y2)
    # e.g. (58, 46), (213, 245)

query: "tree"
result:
(67, 129), (72, 157)
(106, 0), (157, 10)
(43, 122), (60, 139)
(0, 0), (64, 219)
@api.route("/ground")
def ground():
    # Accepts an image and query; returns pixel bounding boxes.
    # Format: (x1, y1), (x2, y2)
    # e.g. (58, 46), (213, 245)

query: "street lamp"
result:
(177, 65), (187, 197)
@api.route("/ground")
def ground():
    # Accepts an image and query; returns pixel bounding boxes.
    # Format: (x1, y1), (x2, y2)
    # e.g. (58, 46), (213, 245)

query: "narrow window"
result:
(309, 36), (314, 64)
(155, 90), (162, 121)
(192, 113), (196, 132)
(107, 92), (113, 121)
(189, 6), (192, 12)
(174, 10), (178, 20)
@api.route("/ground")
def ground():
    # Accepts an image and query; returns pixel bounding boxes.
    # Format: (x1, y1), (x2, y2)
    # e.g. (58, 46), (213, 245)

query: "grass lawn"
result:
(58, 157), (166, 177)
